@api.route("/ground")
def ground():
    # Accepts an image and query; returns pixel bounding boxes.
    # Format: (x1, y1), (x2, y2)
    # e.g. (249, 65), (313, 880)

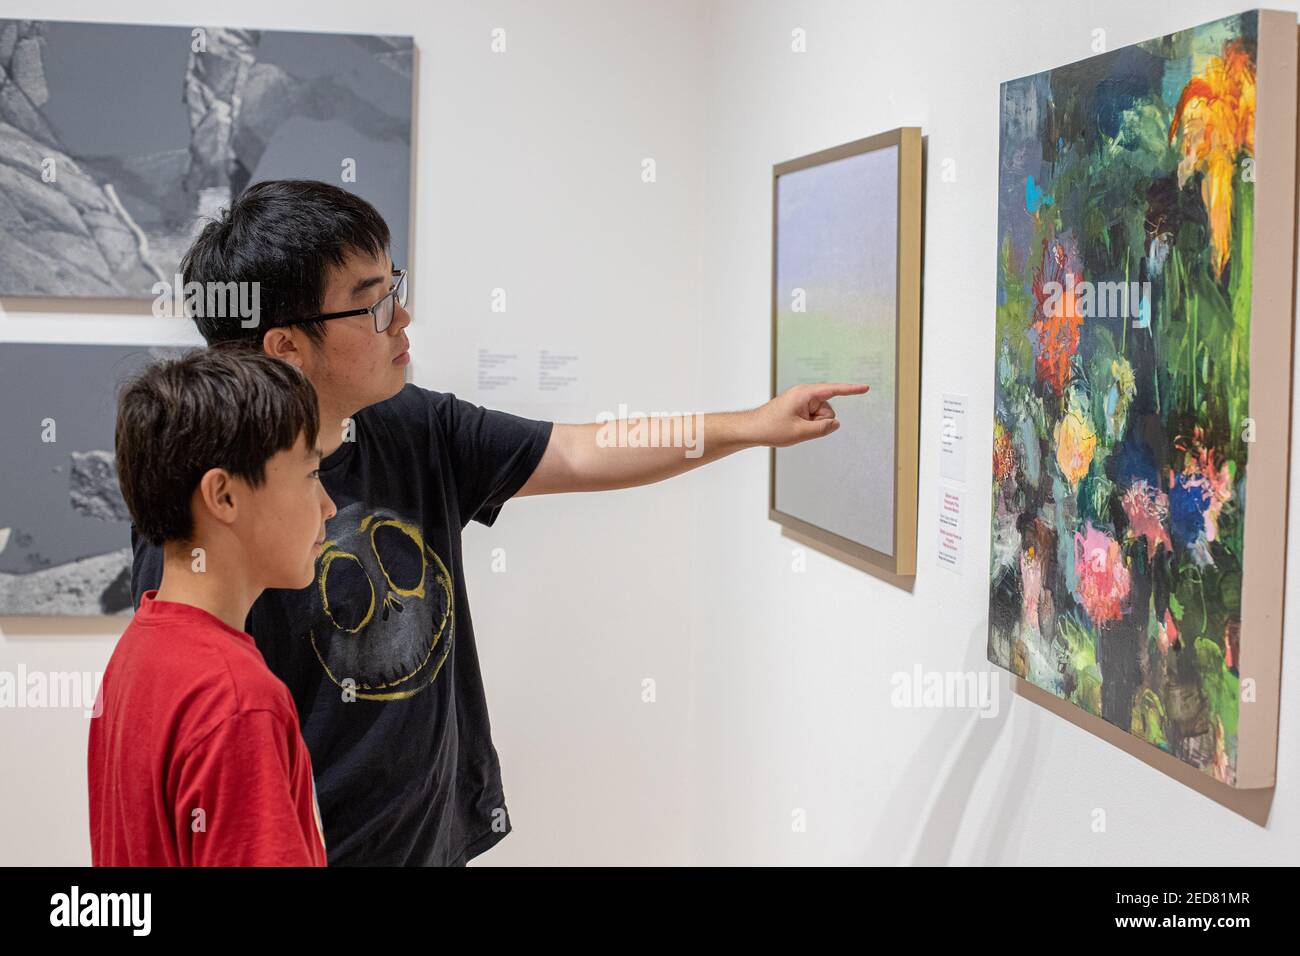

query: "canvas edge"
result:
(986, 82), (1013, 672)
(893, 127), (923, 576)
(1234, 8), (1297, 790)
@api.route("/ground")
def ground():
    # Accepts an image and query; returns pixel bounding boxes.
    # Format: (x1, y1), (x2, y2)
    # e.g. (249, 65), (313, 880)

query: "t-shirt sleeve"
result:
(428, 389), (554, 529)
(174, 709), (324, 867)
(129, 524), (163, 611)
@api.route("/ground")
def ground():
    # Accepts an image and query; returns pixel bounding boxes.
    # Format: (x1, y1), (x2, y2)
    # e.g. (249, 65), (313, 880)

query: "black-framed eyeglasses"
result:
(303, 269), (408, 333)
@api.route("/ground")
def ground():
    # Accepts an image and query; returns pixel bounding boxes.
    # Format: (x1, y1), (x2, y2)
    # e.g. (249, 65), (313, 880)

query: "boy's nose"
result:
(390, 301), (412, 332)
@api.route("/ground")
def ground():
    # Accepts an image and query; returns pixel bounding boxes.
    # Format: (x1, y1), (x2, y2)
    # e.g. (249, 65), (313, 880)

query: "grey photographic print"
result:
(0, 19), (413, 298)
(0, 344), (189, 616)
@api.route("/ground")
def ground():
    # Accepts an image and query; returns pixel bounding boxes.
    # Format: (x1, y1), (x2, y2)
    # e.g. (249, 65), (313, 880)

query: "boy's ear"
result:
(195, 468), (240, 530)
(262, 326), (307, 370)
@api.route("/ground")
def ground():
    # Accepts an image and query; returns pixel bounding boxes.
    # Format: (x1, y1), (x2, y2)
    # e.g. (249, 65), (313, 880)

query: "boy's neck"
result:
(317, 394), (358, 459)
(152, 547), (260, 636)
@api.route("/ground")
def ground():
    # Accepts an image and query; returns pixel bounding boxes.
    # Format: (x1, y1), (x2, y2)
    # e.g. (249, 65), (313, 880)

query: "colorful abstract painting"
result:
(988, 12), (1273, 785)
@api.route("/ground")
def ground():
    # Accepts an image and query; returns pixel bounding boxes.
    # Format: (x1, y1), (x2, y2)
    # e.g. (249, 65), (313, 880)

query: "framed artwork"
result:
(769, 127), (922, 578)
(988, 10), (1296, 788)
(0, 19), (413, 298)
(0, 344), (187, 616)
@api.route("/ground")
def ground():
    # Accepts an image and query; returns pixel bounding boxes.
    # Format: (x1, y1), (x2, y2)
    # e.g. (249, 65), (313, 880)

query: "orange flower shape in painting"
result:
(1031, 241), (1084, 396)
(1169, 39), (1256, 279)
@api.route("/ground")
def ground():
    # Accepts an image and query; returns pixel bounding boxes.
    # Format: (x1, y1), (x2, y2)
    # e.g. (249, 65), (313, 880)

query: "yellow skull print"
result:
(308, 503), (453, 700)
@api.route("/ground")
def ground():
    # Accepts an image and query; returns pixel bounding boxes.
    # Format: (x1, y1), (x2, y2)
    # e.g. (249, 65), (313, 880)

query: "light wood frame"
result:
(768, 127), (923, 579)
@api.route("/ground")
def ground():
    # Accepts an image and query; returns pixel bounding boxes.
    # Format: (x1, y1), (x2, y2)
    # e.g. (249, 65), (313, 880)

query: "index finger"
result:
(808, 383), (871, 401)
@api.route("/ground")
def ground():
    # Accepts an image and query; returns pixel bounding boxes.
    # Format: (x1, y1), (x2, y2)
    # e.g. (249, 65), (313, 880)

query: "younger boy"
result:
(89, 346), (336, 865)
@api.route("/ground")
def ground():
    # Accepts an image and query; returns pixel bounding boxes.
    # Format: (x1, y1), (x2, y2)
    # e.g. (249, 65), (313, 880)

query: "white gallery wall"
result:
(0, 0), (1296, 865)
(688, 0), (1299, 865)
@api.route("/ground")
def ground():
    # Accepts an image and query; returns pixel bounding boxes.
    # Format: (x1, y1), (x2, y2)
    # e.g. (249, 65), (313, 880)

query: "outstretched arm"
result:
(515, 382), (869, 496)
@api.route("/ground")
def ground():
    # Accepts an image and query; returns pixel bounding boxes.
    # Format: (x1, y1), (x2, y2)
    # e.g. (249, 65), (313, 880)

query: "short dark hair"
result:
(115, 344), (322, 547)
(180, 180), (391, 345)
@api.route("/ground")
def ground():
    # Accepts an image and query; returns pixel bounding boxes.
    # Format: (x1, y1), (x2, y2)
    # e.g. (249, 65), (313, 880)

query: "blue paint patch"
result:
(1168, 473), (1209, 548)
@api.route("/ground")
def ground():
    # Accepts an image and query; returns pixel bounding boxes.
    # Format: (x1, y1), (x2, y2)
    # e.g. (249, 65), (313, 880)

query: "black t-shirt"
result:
(129, 384), (554, 866)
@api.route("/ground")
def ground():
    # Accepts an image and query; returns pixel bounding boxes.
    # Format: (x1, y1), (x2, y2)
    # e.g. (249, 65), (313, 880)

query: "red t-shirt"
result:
(88, 590), (327, 866)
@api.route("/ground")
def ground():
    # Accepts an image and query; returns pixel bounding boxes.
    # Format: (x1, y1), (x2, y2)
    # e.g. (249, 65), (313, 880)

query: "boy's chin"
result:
(267, 564), (317, 591)
(295, 563), (318, 589)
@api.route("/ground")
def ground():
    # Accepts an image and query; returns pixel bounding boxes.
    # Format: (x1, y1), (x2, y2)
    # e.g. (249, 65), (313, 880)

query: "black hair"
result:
(115, 343), (321, 546)
(179, 180), (391, 345)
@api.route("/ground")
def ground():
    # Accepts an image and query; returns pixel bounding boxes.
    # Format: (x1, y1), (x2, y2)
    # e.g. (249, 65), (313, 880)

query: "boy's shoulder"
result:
(358, 383), (518, 445)
(108, 597), (298, 749)
(349, 384), (466, 462)
(358, 382), (447, 430)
